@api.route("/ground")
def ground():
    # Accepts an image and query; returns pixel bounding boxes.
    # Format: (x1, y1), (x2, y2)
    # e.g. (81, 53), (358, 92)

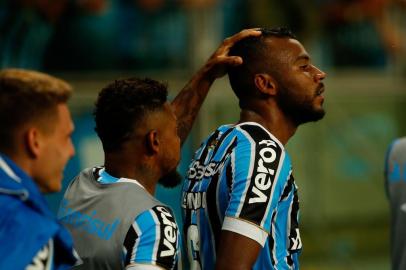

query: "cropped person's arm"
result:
(215, 230), (262, 270)
(124, 206), (180, 270)
(171, 29), (261, 144)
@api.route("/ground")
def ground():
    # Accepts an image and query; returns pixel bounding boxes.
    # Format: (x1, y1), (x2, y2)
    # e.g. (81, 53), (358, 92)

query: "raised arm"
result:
(171, 29), (261, 144)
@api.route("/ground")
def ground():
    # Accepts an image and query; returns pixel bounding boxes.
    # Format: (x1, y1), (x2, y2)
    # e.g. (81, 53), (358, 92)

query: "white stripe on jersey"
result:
(285, 190), (294, 270)
(118, 178), (146, 190)
(222, 216), (268, 247)
(126, 263), (165, 270)
(234, 126), (257, 217)
(260, 151), (286, 228)
(271, 208), (278, 266)
(47, 239), (54, 270)
(150, 210), (161, 263)
(131, 222), (142, 262)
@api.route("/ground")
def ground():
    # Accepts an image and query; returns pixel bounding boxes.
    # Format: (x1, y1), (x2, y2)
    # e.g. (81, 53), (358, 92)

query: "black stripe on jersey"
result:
(202, 137), (237, 250)
(151, 206), (178, 269)
(288, 174), (301, 253)
(287, 253), (294, 267)
(239, 124), (283, 226)
(279, 171), (293, 202)
(183, 208), (191, 237)
(206, 172), (221, 250)
(93, 167), (103, 181)
(226, 161), (233, 194)
(124, 225), (138, 265)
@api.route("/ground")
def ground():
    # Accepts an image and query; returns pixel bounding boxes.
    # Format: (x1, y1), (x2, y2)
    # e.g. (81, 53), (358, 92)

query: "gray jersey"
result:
(385, 137), (406, 270)
(58, 167), (180, 270)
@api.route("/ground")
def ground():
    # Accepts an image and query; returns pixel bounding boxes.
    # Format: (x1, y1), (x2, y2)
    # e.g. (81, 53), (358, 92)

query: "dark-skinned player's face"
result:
(266, 38), (327, 125)
(157, 103), (182, 188)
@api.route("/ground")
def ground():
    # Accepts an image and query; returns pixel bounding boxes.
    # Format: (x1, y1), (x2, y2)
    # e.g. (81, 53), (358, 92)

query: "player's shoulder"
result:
(198, 124), (234, 147)
(126, 204), (179, 270)
(65, 166), (95, 189)
(137, 205), (177, 224)
(235, 122), (275, 140)
(235, 122), (284, 148)
(133, 205), (178, 240)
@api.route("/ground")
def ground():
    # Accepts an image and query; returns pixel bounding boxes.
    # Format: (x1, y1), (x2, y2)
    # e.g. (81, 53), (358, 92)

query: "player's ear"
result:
(25, 127), (42, 159)
(145, 129), (159, 155)
(254, 73), (277, 96)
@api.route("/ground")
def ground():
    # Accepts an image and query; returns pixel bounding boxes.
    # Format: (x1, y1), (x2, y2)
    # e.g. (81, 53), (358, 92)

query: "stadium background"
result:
(1, 0), (405, 269)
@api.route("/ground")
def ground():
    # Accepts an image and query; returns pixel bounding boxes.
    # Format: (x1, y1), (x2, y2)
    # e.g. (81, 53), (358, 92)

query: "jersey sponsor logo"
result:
(248, 140), (278, 204)
(289, 228), (302, 252)
(187, 155), (230, 181)
(186, 224), (202, 270)
(58, 199), (120, 240)
(155, 206), (178, 258)
(181, 191), (207, 210)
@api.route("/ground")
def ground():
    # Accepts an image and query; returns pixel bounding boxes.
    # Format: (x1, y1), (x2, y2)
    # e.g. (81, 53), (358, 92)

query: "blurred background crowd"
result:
(1, 0), (406, 269)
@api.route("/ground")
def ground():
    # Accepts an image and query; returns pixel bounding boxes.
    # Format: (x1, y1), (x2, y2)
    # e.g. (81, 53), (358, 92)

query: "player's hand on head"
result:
(202, 28), (262, 81)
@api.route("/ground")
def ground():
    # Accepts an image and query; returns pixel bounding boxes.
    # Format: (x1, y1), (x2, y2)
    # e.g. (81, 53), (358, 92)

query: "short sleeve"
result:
(123, 206), (180, 270)
(223, 124), (292, 247)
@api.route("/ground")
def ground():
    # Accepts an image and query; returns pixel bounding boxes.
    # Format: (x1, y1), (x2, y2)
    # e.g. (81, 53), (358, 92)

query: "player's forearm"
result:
(171, 68), (215, 145)
(171, 28), (262, 145)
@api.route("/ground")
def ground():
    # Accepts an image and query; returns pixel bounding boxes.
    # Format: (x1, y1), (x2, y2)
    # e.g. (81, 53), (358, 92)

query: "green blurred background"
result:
(1, 0), (406, 269)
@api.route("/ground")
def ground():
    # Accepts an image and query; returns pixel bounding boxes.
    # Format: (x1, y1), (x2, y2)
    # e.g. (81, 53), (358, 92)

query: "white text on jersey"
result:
(157, 207), (178, 257)
(249, 140), (278, 204)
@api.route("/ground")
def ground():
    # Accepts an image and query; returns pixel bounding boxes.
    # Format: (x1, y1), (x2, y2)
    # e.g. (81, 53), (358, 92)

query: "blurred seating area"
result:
(1, 0), (405, 72)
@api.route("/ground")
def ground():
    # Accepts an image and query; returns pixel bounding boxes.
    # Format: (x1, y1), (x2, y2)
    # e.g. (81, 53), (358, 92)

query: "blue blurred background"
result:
(1, 0), (406, 269)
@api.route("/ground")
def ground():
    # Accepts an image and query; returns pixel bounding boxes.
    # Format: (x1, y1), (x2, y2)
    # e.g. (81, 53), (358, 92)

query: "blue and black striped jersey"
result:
(124, 205), (180, 270)
(96, 169), (181, 270)
(181, 122), (301, 270)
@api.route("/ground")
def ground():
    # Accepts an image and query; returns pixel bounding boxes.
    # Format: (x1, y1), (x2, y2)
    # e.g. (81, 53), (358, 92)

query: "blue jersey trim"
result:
(98, 169), (120, 184)
(132, 210), (158, 263)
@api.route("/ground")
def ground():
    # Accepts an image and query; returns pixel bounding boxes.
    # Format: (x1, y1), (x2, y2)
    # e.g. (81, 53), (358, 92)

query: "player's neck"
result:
(239, 102), (297, 145)
(104, 152), (158, 195)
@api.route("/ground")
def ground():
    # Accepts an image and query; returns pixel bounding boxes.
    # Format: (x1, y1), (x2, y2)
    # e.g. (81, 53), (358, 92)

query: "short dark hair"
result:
(94, 77), (168, 152)
(228, 27), (296, 102)
(0, 69), (72, 152)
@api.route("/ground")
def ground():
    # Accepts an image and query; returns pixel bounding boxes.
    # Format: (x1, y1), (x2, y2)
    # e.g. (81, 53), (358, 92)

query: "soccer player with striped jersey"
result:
(58, 29), (261, 270)
(182, 27), (327, 270)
